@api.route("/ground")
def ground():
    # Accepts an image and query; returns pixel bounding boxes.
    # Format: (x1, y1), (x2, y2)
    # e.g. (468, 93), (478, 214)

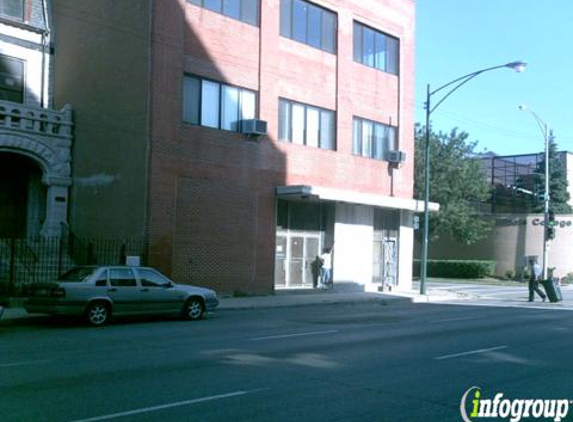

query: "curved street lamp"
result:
(519, 104), (550, 279)
(420, 61), (527, 295)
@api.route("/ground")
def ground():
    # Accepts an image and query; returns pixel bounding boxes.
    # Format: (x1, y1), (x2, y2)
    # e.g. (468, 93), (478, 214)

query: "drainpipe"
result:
(40, 0), (51, 108)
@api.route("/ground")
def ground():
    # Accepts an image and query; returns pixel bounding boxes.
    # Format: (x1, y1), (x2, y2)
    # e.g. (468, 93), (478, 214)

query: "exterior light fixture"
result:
(420, 61), (527, 295)
(519, 104), (551, 279)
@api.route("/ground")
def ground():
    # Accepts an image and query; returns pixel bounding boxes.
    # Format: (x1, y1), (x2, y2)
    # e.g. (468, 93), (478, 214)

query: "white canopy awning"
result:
(276, 185), (439, 213)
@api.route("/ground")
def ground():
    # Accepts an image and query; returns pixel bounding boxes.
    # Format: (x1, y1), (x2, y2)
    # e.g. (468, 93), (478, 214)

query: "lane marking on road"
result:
(435, 345), (508, 360)
(250, 330), (338, 341)
(67, 390), (265, 422)
(0, 359), (51, 368)
(430, 316), (482, 323)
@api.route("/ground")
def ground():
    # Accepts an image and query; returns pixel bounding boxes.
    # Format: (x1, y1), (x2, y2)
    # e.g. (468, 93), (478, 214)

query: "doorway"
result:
(373, 238), (398, 288)
(0, 153), (45, 238)
(275, 232), (321, 288)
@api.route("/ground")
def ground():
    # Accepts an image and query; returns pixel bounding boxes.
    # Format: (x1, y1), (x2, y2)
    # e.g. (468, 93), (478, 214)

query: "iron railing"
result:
(0, 236), (146, 297)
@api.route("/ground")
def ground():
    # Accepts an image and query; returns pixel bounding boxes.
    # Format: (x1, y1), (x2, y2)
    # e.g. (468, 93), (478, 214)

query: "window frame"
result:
(278, 98), (336, 150)
(136, 268), (172, 288)
(280, 0), (337, 54)
(109, 268), (138, 288)
(353, 21), (399, 75)
(183, 74), (258, 133)
(0, 54), (25, 104)
(187, 0), (260, 26)
(352, 116), (398, 161)
(0, 0), (25, 21)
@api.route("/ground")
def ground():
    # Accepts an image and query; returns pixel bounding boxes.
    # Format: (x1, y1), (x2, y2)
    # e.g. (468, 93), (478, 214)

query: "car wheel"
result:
(86, 301), (110, 326)
(183, 298), (204, 321)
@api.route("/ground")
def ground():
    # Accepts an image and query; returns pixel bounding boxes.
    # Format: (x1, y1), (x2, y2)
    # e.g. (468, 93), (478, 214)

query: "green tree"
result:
(533, 132), (572, 214)
(414, 124), (492, 244)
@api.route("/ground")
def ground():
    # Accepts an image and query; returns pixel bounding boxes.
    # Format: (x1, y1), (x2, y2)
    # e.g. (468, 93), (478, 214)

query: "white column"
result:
(333, 204), (374, 288)
(397, 210), (414, 291)
(40, 177), (70, 237)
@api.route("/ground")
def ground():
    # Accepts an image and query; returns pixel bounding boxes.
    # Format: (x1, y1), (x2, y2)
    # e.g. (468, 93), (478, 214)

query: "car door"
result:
(107, 268), (140, 314)
(135, 268), (185, 313)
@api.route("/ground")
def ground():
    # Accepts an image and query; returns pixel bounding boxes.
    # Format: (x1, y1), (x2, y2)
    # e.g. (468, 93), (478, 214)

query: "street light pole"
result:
(420, 61), (527, 295)
(519, 105), (550, 279)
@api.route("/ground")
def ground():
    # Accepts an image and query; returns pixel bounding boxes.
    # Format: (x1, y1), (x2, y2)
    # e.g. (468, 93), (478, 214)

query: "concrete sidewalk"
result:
(0, 282), (462, 325)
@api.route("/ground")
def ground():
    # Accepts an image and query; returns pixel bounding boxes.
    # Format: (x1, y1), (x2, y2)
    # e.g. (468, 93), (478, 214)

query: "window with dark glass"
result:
(352, 117), (397, 160)
(95, 271), (108, 287)
(280, 0), (337, 54)
(109, 268), (137, 287)
(137, 269), (172, 288)
(183, 75), (257, 132)
(0, 0), (24, 21)
(279, 98), (335, 150)
(0, 55), (24, 103)
(353, 22), (399, 75)
(187, 0), (259, 25)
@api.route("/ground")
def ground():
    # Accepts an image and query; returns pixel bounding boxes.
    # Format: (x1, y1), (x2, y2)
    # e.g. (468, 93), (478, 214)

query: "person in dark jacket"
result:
(528, 258), (547, 302)
(311, 256), (323, 289)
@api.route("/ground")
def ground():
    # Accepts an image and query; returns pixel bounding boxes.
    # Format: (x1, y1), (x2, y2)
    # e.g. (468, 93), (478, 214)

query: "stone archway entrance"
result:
(0, 152), (46, 237)
(0, 129), (72, 237)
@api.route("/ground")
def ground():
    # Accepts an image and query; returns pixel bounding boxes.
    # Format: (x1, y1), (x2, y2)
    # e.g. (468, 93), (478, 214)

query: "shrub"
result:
(414, 259), (496, 279)
(562, 273), (573, 284)
(504, 270), (516, 280)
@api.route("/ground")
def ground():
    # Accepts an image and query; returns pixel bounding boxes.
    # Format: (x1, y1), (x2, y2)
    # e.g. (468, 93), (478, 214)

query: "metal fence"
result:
(0, 236), (147, 296)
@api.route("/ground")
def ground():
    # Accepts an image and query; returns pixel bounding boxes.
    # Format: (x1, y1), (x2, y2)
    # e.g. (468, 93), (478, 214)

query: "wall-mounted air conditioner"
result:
(387, 150), (407, 163)
(241, 119), (268, 136)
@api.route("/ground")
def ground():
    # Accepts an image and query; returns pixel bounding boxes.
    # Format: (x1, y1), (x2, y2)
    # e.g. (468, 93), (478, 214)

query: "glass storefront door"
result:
(276, 232), (321, 288)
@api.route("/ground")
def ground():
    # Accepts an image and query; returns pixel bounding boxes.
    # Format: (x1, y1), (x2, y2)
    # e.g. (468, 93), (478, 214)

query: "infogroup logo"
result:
(460, 387), (571, 422)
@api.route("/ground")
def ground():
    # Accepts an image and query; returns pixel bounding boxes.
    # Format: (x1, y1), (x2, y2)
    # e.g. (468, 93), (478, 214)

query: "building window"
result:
(279, 98), (335, 150)
(183, 75), (257, 132)
(352, 117), (397, 160)
(353, 22), (399, 75)
(0, 0), (24, 21)
(0, 55), (24, 103)
(280, 0), (337, 54)
(187, 0), (260, 26)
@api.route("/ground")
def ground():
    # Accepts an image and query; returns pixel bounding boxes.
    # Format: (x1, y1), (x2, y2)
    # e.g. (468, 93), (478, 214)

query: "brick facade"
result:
(146, 0), (415, 294)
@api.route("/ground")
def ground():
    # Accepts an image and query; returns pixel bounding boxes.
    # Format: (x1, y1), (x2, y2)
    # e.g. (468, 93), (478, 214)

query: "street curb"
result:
(0, 288), (472, 326)
(218, 295), (401, 311)
(0, 293), (418, 326)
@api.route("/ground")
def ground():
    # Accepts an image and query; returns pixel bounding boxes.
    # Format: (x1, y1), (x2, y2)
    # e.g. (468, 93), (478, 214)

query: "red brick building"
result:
(49, 0), (423, 295)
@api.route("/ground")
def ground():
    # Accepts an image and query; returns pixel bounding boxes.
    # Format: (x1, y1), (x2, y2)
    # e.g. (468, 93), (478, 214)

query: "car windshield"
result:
(58, 267), (97, 282)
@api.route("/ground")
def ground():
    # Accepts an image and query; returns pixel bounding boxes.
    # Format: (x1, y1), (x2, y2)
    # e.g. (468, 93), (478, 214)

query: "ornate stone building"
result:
(0, 0), (73, 238)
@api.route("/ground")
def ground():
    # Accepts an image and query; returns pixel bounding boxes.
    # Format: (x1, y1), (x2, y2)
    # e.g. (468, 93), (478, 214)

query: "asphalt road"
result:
(2, 300), (573, 422)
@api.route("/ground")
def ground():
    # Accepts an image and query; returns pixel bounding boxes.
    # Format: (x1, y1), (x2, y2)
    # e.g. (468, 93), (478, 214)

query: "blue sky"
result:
(415, 0), (573, 156)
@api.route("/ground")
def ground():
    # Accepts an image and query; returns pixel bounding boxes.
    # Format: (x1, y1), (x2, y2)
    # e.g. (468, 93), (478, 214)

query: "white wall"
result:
(332, 203), (415, 291)
(0, 22), (49, 107)
(333, 203), (374, 286)
(398, 210), (414, 291)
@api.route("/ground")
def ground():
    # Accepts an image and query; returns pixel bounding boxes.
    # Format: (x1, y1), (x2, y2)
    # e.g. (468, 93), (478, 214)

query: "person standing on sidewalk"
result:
(311, 255), (323, 289)
(528, 258), (547, 302)
(320, 247), (333, 289)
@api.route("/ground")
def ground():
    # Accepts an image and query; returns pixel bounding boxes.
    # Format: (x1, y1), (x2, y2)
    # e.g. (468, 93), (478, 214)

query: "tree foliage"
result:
(414, 124), (492, 245)
(532, 133), (572, 214)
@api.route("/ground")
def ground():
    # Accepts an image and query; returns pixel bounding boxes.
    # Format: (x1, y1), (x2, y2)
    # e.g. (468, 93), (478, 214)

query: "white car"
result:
(24, 266), (219, 326)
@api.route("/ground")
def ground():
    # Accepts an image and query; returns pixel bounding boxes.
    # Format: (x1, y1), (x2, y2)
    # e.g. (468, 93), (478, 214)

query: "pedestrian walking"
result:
(320, 246), (333, 289)
(311, 255), (323, 289)
(528, 258), (547, 302)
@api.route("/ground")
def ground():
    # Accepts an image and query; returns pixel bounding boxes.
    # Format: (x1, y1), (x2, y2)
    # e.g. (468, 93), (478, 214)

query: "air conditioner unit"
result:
(387, 150), (407, 163)
(241, 119), (268, 136)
